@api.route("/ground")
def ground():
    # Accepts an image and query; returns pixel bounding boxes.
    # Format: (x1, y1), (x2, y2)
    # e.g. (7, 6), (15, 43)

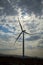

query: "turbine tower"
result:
(15, 18), (31, 57)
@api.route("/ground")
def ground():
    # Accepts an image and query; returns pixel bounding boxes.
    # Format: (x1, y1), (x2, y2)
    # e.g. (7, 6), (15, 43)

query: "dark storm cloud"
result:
(18, 0), (42, 16)
(25, 35), (41, 41)
(0, 0), (18, 15)
(0, 0), (42, 16)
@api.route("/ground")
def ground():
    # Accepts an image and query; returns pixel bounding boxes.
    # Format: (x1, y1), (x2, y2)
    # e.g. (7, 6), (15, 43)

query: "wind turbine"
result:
(15, 18), (32, 57)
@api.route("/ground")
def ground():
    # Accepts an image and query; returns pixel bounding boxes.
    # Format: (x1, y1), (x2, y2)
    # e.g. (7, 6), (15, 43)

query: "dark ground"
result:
(0, 54), (43, 65)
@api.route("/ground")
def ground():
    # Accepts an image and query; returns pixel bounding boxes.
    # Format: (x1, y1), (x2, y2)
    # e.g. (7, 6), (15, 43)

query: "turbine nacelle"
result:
(22, 30), (26, 32)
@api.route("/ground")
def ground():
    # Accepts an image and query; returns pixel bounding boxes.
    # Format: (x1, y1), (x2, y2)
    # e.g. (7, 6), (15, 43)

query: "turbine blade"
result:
(24, 31), (32, 35)
(18, 18), (23, 31)
(25, 31), (38, 35)
(15, 32), (22, 43)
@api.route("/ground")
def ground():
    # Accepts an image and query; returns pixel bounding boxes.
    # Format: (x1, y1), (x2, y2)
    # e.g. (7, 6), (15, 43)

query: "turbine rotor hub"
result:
(22, 30), (26, 32)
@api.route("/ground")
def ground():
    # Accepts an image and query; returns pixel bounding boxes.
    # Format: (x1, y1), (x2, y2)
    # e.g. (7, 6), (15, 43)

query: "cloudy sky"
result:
(0, 0), (43, 58)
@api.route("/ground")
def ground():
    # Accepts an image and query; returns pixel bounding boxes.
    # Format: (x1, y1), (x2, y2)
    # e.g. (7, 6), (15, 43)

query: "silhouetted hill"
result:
(0, 54), (43, 65)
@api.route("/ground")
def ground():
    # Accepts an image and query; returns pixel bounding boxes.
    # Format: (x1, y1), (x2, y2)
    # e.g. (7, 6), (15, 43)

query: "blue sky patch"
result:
(0, 25), (11, 33)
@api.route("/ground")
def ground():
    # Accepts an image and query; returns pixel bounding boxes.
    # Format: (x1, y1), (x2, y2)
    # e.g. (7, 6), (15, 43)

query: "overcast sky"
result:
(0, 0), (43, 58)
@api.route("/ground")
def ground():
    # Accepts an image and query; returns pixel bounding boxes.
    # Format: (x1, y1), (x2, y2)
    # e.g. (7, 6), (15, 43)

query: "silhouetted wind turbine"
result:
(15, 18), (32, 57)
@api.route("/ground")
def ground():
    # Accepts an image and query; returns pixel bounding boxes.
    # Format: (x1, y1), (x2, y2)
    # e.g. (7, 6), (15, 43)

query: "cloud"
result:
(0, 0), (43, 17)
(0, 1), (43, 57)
(0, 1), (43, 55)
(26, 45), (36, 49)
(0, 15), (23, 49)
(0, 7), (4, 9)
(0, 39), (16, 49)
(0, 0), (18, 16)
(0, 15), (43, 40)
(37, 40), (43, 48)
(17, 0), (42, 17)
(25, 35), (41, 41)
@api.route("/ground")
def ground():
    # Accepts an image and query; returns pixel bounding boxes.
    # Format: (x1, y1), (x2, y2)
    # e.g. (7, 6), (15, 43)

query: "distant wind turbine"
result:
(15, 18), (32, 57)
